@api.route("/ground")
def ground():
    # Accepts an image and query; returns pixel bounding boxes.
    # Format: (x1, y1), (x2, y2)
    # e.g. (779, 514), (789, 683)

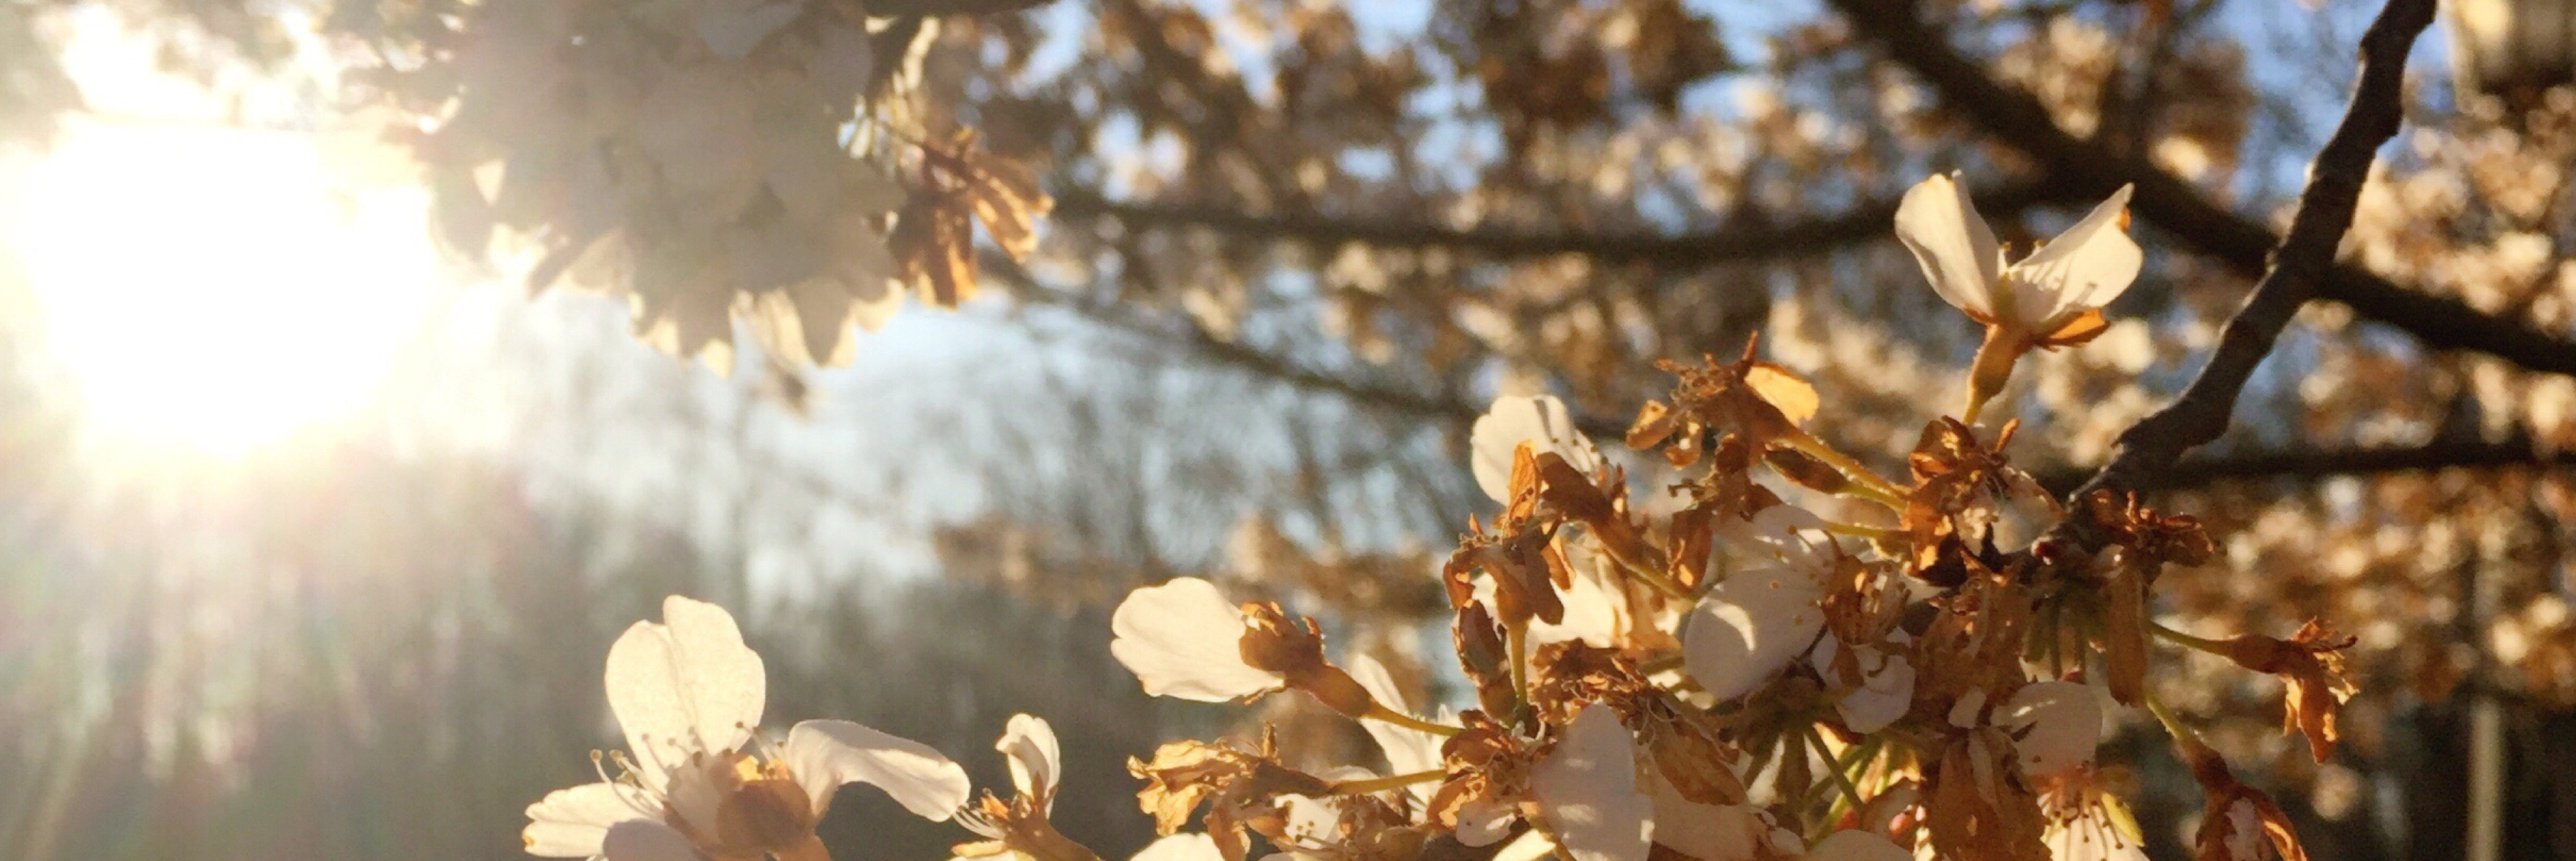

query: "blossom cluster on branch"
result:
(521, 178), (2355, 861)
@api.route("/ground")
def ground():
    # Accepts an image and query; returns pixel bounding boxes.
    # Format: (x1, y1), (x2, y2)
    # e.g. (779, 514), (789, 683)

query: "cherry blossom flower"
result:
(1895, 174), (2140, 420)
(523, 596), (971, 861)
(1529, 704), (1653, 861)
(1110, 578), (1288, 702)
(955, 715), (1099, 861)
(1470, 395), (1606, 504)
(1994, 681), (2104, 778)
(1681, 507), (1839, 702)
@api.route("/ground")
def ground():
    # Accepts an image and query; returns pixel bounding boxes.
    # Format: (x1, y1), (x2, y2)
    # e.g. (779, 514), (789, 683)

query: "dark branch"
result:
(1977, 0), (2434, 544)
(1828, 0), (2576, 379)
(863, 0), (1060, 16)
(1050, 180), (2066, 268)
(2032, 437), (2576, 497)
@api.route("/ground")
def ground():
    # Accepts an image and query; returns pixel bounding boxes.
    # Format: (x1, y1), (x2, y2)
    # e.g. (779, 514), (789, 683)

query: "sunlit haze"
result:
(7, 119), (439, 453)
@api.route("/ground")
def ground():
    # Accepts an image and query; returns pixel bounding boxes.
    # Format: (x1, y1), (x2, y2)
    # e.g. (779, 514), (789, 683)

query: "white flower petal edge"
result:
(1894, 172), (2003, 319)
(997, 713), (1061, 807)
(1811, 637), (1916, 735)
(601, 820), (708, 861)
(1470, 395), (1605, 503)
(1130, 833), (1227, 861)
(1897, 174), (2141, 334)
(1804, 830), (1911, 861)
(784, 718), (973, 821)
(1683, 564), (1826, 702)
(604, 595), (767, 779)
(1995, 681), (2104, 778)
(2007, 184), (2142, 323)
(1110, 578), (1286, 702)
(524, 782), (655, 858)
(1531, 703), (1653, 861)
(1344, 654), (1446, 803)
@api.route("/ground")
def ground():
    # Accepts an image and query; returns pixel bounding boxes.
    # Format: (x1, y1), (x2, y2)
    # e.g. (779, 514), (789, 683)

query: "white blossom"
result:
(1530, 704), (1653, 861)
(1895, 174), (2141, 337)
(1109, 578), (1285, 702)
(523, 596), (971, 861)
(1995, 681), (2104, 778)
(1470, 394), (1606, 503)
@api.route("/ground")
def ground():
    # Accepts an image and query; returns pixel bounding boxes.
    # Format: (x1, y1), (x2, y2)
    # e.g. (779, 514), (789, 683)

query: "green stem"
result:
(1327, 768), (1448, 796)
(1362, 703), (1462, 737)
(1506, 621), (1531, 706)
(2150, 620), (2234, 657)
(1807, 727), (1868, 818)
(1779, 433), (1906, 508)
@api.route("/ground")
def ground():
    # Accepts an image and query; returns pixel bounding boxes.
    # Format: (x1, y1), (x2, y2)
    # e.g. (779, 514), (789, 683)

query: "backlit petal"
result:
(1894, 174), (2003, 318)
(1345, 653), (1445, 801)
(1470, 395), (1605, 504)
(1683, 565), (1826, 702)
(601, 820), (706, 861)
(1531, 704), (1653, 861)
(2007, 184), (2141, 324)
(1996, 681), (2104, 778)
(784, 719), (973, 821)
(1109, 578), (1286, 702)
(604, 596), (767, 774)
(997, 713), (1062, 805)
(524, 782), (654, 858)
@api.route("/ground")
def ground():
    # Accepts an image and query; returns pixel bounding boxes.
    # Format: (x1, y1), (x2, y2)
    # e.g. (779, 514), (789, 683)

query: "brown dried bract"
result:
(1129, 729), (1333, 861)
(1904, 418), (2042, 583)
(2219, 620), (2359, 763)
(2177, 735), (2309, 861)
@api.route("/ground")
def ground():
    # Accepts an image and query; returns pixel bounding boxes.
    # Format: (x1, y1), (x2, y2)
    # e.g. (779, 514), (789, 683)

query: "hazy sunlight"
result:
(7, 119), (440, 453)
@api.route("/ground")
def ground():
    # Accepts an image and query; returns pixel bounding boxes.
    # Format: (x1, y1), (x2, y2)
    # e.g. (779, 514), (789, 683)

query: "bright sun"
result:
(8, 119), (441, 454)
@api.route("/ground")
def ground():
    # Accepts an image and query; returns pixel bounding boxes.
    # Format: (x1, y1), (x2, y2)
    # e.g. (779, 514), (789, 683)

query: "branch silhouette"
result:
(1831, 0), (2576, 379)
(1050, 179), (2065, 268)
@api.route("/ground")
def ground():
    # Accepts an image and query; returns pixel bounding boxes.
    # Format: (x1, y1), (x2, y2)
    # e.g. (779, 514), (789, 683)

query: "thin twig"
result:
(1050, 179), (2065, 270)
(2015, 0), (2436, 546)
(1828, 0), (2576, 378)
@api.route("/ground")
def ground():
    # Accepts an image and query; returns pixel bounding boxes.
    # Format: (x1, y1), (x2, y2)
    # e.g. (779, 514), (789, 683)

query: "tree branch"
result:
(2033, 437), (2576, 496)
(863, 0), (1060, 16)
(1828, 0), (2576, 379)
(1958, 0), (2436, 545)
(1049, 180), (2066, 267)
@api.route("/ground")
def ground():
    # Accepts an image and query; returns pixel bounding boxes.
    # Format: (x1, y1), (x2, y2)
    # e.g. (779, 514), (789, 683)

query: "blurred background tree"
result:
(1, 0), (2574, 858)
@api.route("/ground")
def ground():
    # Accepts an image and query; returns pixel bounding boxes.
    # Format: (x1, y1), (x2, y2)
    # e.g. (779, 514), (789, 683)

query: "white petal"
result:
(1345, 654), (1446, 801)
(1470, 395), (1604, 504)
(997, 713), (1062, 805)
(1803, 830), (1910, 861)
(1131, 833), (1227, 861)
(1683, 565), (1826, 702)
(1109, 578), (1285, 702)
(1531, 554), (1625, 649)
(1531, 704), (1653, 861)
(784, 719), (973, 821)
(605, 596), (767, 776)
(2006, 184), (2141, 324)
(1995, 681), (2103, 778)
(1830, 647), (1916, 735)
(1894, 174), (2003, 318)
(1645, 770), (1769, 861)
(1456, 797), (1521, 847)
(601, 820), (706, 861)
(524, 782), (654, 858)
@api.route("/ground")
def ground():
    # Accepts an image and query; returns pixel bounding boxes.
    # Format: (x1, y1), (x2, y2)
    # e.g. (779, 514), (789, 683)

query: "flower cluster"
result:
(521, 178), (2352, 861)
